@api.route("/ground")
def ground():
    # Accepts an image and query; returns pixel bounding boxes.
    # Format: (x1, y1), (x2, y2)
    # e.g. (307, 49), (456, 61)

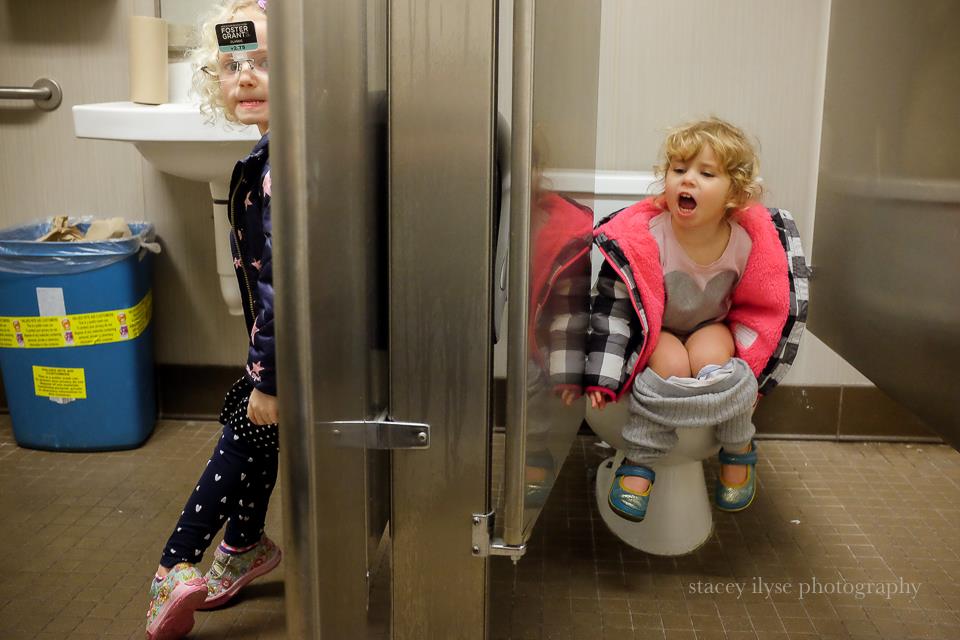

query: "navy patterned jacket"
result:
(228, 133), (276, 395)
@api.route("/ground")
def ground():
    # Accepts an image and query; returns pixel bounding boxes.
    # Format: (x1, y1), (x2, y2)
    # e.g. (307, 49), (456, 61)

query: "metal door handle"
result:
(320, 409), (430, 449)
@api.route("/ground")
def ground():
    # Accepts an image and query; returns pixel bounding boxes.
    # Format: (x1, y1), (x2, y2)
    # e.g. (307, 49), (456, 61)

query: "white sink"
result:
(72, 101), (260, 182)
(72, 97), (261, 315)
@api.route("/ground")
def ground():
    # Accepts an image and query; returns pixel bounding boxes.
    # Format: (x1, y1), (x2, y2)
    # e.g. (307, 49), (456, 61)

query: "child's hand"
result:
(559, 388), (579, 406)
(588, 390), (608, 410)
(248, 388), (279, 425)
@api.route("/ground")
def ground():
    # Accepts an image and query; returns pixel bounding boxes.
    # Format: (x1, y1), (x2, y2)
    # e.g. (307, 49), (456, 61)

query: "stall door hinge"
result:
(320, 409), (430, 449)
(471, 511), (526, 563)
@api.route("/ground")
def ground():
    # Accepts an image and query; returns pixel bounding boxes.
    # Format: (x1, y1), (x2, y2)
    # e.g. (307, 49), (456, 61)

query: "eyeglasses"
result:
(201, 57), (269, 82)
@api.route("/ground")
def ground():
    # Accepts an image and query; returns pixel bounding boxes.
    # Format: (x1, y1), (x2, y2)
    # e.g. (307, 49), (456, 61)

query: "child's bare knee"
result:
(650, 332), (691, 378)
(686, 324), (735, 374)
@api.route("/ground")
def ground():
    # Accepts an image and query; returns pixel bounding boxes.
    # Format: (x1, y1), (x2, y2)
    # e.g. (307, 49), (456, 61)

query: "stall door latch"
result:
(471, 511), (526, 562)
(320, 410), (430, 449)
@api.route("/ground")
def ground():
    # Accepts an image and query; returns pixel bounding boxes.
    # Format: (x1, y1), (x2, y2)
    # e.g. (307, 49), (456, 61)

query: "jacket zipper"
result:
(228, 176), (258, 323)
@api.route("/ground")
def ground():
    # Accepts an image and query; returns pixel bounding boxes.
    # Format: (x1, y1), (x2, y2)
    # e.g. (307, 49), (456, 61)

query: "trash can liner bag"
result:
(0, 218), (161, 275)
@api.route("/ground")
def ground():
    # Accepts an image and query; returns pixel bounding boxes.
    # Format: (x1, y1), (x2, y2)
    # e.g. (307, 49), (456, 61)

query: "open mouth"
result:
(678, 193), (697, 212)
(239, 100), (265, 108)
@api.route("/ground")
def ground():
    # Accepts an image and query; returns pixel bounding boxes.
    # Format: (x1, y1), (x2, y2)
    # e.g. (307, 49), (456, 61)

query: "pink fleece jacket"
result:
(592, 197), (792, 401)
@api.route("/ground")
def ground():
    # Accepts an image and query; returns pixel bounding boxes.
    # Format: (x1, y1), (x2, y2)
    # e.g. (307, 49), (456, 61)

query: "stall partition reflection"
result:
(501, 0), (602, 547)
(520, 174), (594, 513)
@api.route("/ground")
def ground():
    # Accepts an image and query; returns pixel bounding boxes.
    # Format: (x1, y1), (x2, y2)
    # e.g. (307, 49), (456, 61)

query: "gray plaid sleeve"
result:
(585, 261), (634, 393)
(758, 208), (810, 394)
(546, 272), (590, 386)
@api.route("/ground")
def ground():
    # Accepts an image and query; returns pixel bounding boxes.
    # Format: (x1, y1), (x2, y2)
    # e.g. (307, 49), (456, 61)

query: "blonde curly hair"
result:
(189, 0), (266, 124)
(654, 117), (763, 212)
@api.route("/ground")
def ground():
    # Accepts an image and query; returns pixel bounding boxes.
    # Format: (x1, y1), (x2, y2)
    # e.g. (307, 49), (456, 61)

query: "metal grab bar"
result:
(0, 78), (62, 111)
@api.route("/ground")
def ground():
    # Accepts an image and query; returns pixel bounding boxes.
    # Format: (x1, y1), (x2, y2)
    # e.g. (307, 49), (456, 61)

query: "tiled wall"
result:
(595, 0), (829, 252)
(755, 385), (938, 442)
(0, 0), (246, 367)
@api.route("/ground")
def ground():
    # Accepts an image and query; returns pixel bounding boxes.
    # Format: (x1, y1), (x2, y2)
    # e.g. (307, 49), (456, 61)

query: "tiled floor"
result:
(490, 438), (960, 640)
(1, 415), (959, 639)
(0, 416), (285, 640)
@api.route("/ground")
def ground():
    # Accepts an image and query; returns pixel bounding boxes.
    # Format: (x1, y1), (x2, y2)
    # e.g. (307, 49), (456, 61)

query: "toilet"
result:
(587, 400), (721, 556)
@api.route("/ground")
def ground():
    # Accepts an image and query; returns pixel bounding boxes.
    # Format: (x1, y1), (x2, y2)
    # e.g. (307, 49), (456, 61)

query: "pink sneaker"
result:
(145, 563), (207, 640)
(198, 535), (282, 609)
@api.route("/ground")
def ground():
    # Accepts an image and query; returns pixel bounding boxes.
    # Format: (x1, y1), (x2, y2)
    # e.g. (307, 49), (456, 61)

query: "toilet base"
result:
(596, 452), (714, 556)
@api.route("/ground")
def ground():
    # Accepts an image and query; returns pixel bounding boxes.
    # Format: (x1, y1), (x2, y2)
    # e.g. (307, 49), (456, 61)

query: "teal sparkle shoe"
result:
(145, 563), (207, 640)
(198, 535), (282, 609)
(715, 442), (758, 512)
(524, 449), (556, 509)
(608, 463), (655, 522)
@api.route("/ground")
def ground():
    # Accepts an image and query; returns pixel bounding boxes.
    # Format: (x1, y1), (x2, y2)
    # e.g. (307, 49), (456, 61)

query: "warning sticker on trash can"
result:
(0, 290), (152, 348)
(33, 365), (87, 399)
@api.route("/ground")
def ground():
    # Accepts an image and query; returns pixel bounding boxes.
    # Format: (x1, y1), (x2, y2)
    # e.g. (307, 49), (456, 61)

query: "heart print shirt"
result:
(649, 211), (752, 337)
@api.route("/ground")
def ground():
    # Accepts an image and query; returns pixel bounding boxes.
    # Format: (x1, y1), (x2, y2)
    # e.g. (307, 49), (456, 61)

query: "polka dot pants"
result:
(160, 378), (279, 568)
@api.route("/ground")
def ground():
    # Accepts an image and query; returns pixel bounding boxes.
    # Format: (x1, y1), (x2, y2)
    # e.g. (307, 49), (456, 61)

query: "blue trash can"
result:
(0, 219), (159, 451)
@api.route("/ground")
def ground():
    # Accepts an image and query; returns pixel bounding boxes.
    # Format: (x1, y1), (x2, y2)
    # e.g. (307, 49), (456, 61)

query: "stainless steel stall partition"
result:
(272, 0), (391, 636)
(501, 0), (602, 549)
(270, 0), (600, 637)
(388, 0), (498, 637)
(810, 0), (960, 447)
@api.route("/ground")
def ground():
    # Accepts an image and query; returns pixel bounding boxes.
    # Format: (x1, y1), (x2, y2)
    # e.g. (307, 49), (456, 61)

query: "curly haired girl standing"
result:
(145, 2), (281, 637)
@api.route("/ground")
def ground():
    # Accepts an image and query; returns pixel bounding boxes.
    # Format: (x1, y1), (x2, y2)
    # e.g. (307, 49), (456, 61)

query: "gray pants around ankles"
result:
(622, 358), (757, 465)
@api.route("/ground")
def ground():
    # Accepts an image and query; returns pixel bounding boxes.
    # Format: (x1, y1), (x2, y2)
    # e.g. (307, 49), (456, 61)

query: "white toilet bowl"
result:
(587, 400), (721, 556)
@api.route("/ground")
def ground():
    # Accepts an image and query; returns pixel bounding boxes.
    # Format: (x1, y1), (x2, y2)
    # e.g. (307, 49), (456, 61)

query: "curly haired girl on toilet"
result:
(586, 117), (808, 522)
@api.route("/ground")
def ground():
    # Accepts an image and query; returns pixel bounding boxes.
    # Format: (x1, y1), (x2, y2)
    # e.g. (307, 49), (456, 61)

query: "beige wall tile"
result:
(142, 170), (248, 365)
(0, 1), (143, 225)
(597, 0), (831, 252)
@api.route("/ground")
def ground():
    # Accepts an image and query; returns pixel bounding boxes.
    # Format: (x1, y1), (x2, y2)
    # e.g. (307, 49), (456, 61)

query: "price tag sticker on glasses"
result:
(216, 21), (258, 54)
